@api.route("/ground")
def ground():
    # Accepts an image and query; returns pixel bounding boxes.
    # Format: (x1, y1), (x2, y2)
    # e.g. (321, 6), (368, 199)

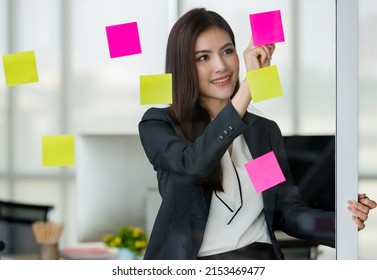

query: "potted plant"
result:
(103, 226), (147, 259)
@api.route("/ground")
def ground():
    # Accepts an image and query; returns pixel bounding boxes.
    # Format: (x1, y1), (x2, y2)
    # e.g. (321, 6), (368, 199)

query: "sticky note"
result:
(42, 135), (75, 167)
(249, 10), (285, 46)
(246, 65), (283, 103)
(2, 50), (39, 86)
(140, 73), (172, 105)
(106, 21), (142, 58)
(244, 151), (286, 193)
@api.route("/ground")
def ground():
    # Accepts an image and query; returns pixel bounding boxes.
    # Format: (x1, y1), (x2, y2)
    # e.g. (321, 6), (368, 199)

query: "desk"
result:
(1, 253), (39, 260)
(59, 248), (116, 260)
(1, 248), (116, 260)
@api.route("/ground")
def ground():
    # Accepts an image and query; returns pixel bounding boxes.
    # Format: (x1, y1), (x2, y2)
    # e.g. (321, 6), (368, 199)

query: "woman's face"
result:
(194, 27), (239, 115)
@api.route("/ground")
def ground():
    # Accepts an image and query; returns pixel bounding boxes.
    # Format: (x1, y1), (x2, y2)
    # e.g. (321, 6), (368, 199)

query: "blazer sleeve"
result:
(138, 103), (247, 178)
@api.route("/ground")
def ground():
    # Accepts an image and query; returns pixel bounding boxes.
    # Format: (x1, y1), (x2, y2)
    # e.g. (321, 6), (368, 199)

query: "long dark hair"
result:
(166, 8), (239, 191)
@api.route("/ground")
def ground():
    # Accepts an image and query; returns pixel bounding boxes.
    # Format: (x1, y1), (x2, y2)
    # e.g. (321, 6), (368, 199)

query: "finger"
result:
(243, 51), (261, 72)
(358, 194), (377, 209)
(243, 44), (271, 70)
(359, 198), (377, 209)
(249, 47), (268, 65)
(349, 200), (370, 214)
(259, 45), (272, 60)
(352, 216), (365, 231)
(258, 47), (272, 65)
(347, 201), (369, 222)
(348, 207), (368, 222)
(266, 44), (276, 56)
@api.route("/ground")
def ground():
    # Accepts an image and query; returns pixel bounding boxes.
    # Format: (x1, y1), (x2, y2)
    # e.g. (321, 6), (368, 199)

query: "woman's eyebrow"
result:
(220, 42), (234, 50)
(194, 42), (234, 55)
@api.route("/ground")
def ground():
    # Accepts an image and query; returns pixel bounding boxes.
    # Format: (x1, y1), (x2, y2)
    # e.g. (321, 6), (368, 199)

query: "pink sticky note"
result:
(249, 10), (285, 46)
(105, 21), (142, 58)
(244, 151), (286, 193)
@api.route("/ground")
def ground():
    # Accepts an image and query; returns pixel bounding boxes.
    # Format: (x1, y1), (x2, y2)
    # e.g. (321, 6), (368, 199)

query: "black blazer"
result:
(139, 102), (335, 260)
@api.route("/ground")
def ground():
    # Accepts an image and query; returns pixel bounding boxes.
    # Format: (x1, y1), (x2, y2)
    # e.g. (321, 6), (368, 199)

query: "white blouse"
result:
(198, 135), (271, 257)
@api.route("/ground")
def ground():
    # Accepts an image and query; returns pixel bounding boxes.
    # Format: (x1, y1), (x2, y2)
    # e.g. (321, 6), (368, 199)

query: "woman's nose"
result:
(212, 55), (227, 72)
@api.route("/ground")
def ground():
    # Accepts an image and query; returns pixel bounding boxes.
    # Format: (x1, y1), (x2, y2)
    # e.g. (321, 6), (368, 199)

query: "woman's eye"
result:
(223, 48), (234, 55)
(197, 55), (208, 61)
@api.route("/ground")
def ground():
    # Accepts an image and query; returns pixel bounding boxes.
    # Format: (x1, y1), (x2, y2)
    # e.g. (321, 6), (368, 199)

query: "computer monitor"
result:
(76, 134), (157, 242)
(0, 200), (53, 254)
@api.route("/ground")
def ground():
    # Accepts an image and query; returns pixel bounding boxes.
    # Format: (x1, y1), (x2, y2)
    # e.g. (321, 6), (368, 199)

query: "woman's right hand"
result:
(231, 42), (276, 118)
(243, 42), (275, 72)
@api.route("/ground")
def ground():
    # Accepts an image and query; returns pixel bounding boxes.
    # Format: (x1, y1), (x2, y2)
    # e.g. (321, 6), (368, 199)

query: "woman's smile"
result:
(211, 75), (231, 86)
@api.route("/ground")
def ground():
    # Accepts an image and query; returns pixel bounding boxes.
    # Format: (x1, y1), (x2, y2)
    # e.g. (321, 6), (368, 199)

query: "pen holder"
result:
(32, 221), (64, 260)
(40, 243), (59, 260)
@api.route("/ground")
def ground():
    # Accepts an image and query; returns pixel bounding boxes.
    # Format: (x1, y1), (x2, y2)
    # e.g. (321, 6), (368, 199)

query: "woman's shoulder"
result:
(140, 106), (172, 121)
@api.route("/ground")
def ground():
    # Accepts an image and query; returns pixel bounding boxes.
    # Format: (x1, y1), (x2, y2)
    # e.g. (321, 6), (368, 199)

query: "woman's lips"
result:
(211, 75), (231, 86)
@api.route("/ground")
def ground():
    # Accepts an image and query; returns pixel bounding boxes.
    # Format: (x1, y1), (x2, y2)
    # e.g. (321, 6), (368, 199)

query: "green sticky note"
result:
(140, 73), (172, 105)
(2, 50), (39, 86)
(246, 65), (283, 103)
(42, 135), (75, 167)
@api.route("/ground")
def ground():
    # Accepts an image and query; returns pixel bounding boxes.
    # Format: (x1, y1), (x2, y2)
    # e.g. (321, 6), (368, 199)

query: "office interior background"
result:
(0, 0), (376, 259)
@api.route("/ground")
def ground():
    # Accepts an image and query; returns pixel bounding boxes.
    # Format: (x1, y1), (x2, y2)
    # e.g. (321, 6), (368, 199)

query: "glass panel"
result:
(0, 0), (343, 259)
(68, 0), (170, 134)
(63, 179), (79, 247)
(0, 0), (8, 173)
(12, 0), (61, 174)
(12, 179), (61, 214)
(358, 0), (377, 259)
(0, 94), (8, 174)
(297, 1), (335, 134)
(0, 179), (10, 199)
(359, 1), (377, 177)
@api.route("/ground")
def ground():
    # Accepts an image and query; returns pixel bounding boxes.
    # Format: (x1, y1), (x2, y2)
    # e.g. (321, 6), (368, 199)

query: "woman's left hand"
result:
(348, 194), (377, 230)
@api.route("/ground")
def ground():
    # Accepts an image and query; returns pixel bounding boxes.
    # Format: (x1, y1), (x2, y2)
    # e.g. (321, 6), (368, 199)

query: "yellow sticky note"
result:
(42, 135), (75, 167)
(140, 73), (172, 105)
(2, 50), (39, 86)
(246, 65), (283, 103)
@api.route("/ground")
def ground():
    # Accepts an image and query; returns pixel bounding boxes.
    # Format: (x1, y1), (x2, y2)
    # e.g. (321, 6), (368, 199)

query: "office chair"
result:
(0, 200), (54, 255)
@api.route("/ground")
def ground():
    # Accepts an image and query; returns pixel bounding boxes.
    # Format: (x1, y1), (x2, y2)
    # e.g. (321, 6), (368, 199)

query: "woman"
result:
(138, 8), (376, 260)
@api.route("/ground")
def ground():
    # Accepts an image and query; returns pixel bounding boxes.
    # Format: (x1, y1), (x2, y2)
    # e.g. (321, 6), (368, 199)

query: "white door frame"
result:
(336, 0), (358, 259)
